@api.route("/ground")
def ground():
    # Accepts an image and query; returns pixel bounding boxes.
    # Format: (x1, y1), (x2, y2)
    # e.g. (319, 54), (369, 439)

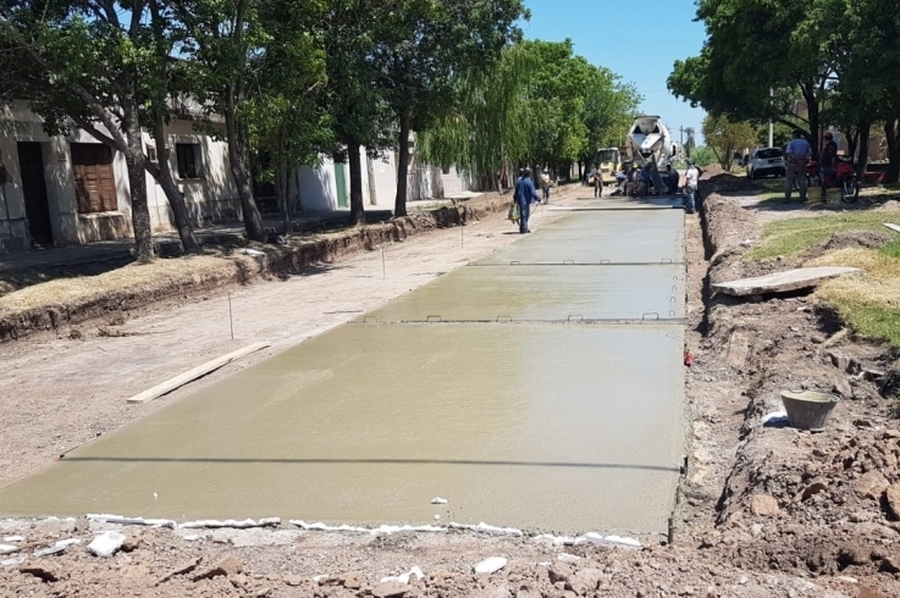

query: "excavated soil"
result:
(2, 174), (900, 597)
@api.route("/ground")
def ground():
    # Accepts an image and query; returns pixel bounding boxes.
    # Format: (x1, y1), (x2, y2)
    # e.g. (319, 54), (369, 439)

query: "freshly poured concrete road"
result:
(0, 201), (686, 535)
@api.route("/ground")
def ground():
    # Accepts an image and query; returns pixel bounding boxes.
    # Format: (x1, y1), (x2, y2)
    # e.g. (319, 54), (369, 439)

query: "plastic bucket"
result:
(780, 390), (839, 430)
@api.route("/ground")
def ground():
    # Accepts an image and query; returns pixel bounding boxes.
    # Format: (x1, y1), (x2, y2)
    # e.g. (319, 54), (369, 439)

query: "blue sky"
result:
(521, 0), (708, 144)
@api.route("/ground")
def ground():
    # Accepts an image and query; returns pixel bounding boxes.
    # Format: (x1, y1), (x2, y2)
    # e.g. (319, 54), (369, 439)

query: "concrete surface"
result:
(0, 201), (686, 536)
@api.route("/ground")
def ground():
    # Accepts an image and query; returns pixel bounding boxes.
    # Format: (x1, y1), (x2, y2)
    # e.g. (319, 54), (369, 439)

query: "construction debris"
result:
(712, 266), (861, 296)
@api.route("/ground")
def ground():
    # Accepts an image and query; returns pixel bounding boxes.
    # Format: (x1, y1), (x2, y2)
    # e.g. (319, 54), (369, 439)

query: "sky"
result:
(520, 0), (708, 145)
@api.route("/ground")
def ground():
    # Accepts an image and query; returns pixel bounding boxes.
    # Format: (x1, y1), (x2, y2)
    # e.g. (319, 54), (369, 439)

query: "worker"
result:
(684, 161), (699, 214)
(541, 169), (552, 204)
(784, 129), (812, 203)
(514, 168), (539, 234)
(818, 130), (838, 200)
(593, 166), (603, 198)
(665, 164), (679, 194)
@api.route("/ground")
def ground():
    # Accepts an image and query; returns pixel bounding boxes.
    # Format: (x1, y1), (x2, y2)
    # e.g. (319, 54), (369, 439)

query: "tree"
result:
(168, 0), (270, 242)
(370, 0), (526, 217)
(417, 42), (535, 192)
(247, 1), (331, 232)
(690, 146), (716, 168)
(0, 0), (205, 260)
(702, 114), (757, 170)
(580, 66), (641, 175)
(518, 41), (591, 175)
(313, 0), (393, 225)
(668, 0), (835, 156)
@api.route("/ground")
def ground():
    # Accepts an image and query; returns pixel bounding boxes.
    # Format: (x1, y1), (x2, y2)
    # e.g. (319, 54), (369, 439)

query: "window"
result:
(176, 143), (202, 179)
(146, 144), (158, 164)
(757, 148), (783, 160)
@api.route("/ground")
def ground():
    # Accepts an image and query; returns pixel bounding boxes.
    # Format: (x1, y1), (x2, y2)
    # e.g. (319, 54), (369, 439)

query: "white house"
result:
(0, 100), (241, 252)
(293, 147), (472, 213)
(0, 101), (474, 253)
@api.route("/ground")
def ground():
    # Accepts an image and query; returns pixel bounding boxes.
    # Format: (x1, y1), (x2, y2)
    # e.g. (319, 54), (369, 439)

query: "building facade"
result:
(0, 102), (473, 254)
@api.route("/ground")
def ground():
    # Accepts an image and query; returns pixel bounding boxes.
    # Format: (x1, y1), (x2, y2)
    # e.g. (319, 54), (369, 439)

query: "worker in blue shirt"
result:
(784, 129), (812, 203)
(514, 168), (540, 234)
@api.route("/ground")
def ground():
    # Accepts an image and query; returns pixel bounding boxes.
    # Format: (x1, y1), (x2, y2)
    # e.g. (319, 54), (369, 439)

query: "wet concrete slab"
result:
(365, 264), (685, 322)
(0, 323), (684, 534)
(480, 210), (684, 265)
(0, 206), (687, 537)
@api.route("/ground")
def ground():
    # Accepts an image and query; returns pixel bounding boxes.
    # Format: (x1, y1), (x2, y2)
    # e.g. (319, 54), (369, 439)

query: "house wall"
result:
(0, 101), (241, 252)
(145, 120), (240, 230)
(293, 148), (397, 213)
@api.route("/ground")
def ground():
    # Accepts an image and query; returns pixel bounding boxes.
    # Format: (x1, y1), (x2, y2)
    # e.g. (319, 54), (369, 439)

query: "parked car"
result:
(746, 147), (785, 179)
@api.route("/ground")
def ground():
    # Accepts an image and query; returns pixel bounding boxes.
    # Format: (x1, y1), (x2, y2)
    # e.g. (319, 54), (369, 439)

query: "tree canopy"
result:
(418, 38), (640, 188)
(668, 0), (900, 180)
(1, 0), (642, 256)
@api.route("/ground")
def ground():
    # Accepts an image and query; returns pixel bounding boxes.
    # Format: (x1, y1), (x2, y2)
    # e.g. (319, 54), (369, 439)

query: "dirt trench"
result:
(679, 174), (900, 595)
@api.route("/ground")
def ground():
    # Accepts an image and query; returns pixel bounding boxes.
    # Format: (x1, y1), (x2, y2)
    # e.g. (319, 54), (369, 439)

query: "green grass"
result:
(748, 212), (898, 260)
(837, 305), (900, 348)
(881, 238), (900, 259)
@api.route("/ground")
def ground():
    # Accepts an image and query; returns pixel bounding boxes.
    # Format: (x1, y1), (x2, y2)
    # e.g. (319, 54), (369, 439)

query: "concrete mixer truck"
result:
(623, 116), (678, 195)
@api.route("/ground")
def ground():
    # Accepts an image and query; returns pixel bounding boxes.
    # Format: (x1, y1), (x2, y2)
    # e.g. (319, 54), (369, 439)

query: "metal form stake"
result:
(381, 247), (386, 279)
(228, 293), (234, 340)
(460, 223), (464, 248)
(667, 517), (674, 545)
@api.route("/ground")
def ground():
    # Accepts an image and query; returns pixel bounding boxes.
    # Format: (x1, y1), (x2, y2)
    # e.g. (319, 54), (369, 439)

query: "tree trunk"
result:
(886, 120), (900, 184)
(146, 0), (200, 253)
(855, 122), (870, 179)
(394, 110), (411, 217)
(151, 119), (201, 253)
(806, 91), (820, 158)
(225, 85), (265, 242)
(123, 86), (153, 263)
(347, 141), (365, 225)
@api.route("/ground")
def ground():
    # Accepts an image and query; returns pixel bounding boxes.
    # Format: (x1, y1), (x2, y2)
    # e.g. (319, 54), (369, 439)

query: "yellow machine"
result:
(594, 147), (622, 185)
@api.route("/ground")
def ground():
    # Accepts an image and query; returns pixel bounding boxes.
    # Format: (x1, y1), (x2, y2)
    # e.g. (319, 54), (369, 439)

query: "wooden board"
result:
(884, 223), (900, 235)
(126, 342), (270, 404)
(712, 267), (860, 297)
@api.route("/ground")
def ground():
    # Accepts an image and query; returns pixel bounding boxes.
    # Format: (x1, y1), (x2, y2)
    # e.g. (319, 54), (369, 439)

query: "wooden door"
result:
(16, 142), (53, 246)
(71, 143), (117, 213)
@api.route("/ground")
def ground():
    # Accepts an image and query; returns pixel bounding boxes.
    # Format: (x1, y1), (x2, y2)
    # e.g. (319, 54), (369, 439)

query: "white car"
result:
(746, 147), (785, 179)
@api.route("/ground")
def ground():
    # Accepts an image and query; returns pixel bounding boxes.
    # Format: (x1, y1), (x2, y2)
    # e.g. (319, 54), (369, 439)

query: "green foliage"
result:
(366, 0), (527, 214)
(756, 122), (792, 149)
(245, 2), (332, 196)
(418, 38), (639, 187)
(689, 146), (716, 167)
(702, 114), (756, 170)
(418, 42), (535, 188)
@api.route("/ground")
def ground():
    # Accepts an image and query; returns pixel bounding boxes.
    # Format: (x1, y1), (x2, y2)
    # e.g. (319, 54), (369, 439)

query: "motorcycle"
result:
(806, 157), (860, 204)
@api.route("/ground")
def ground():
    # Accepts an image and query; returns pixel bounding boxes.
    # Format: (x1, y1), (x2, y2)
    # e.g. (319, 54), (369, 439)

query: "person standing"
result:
(684, 162), (699, 214)
(541, 169), (552, 204)
(514, 168), (539, 233)
(819, 130), (838, 195)
(665, 164), (679, 194)
(784, 129), (812, 203)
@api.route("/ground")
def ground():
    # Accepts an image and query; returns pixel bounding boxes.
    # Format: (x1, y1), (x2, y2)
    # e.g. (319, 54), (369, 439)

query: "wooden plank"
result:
(126, 342), (270, 404)
(884, 223), (900, 235)
(712, 267), (860, 297)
